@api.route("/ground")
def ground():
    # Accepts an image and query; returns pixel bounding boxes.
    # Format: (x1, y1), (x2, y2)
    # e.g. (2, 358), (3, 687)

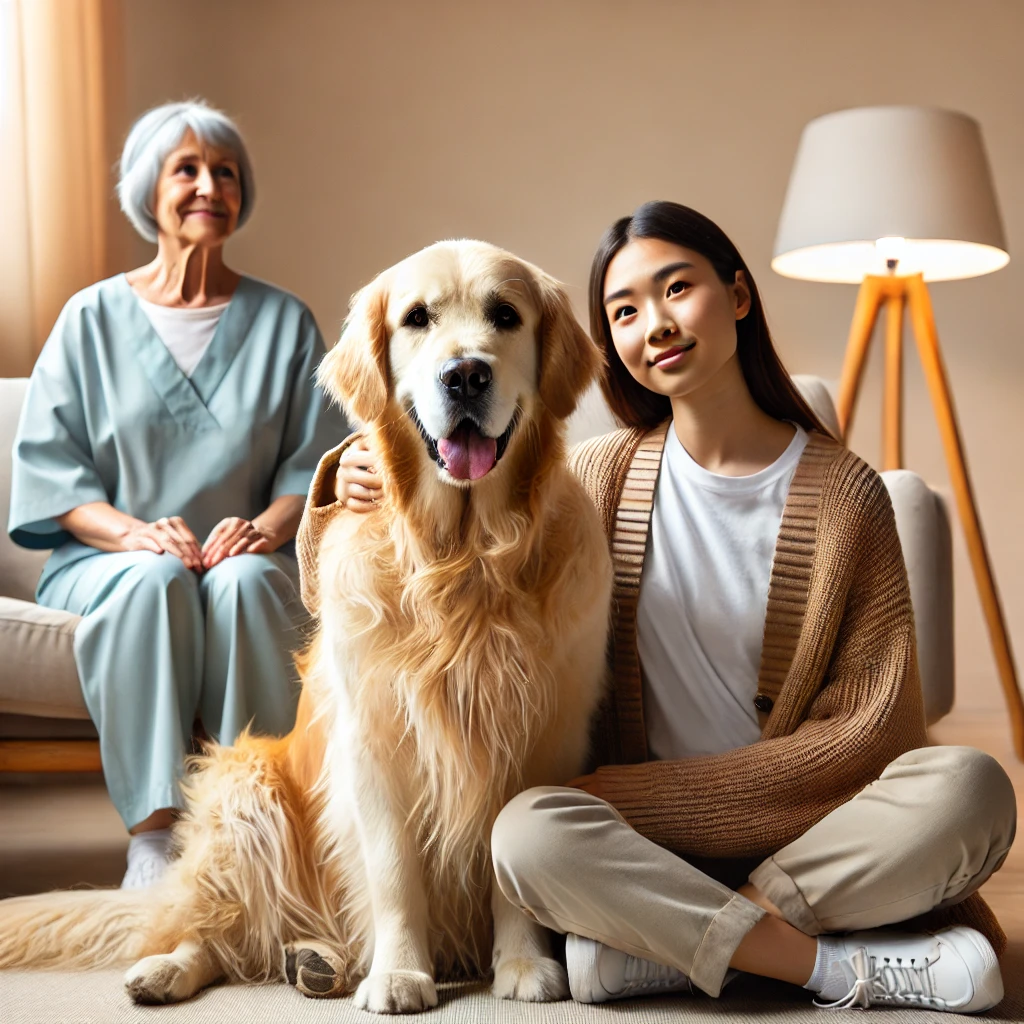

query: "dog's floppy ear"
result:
(317, 276), (390, 424)
(535, 273), (604, 421)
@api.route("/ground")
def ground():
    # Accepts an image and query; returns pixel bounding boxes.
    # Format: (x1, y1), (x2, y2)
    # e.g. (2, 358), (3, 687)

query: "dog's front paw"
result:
(493, 955), (569, 1002)
(354, 969), (438, 1014)
(283, 941), (348, 998)
(124, 954), (193, 1005)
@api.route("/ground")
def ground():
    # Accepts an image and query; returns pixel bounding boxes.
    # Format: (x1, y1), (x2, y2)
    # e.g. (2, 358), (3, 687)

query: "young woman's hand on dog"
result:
(335, 436), (384, 512)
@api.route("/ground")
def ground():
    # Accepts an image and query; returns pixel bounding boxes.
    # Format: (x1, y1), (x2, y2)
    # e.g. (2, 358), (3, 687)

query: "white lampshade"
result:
(772, 106), (1009, 283)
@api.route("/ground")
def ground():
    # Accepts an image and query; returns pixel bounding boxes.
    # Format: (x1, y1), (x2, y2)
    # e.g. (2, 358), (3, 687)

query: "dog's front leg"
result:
(490, 877), (569, 1001)
(347, 745), (437, 1014)
(125, 938), (223, 1005)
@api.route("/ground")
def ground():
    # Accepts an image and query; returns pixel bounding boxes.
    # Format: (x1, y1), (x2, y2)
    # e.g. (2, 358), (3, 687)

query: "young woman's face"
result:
(603, 237), (751, 401)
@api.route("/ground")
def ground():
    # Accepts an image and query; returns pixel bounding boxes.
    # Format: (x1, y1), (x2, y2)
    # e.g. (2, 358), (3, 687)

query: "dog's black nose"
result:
(439, 358), (492, 399)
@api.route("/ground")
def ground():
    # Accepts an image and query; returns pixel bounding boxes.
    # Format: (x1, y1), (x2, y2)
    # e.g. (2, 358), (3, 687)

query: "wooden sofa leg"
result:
(0, 739), (102, 772)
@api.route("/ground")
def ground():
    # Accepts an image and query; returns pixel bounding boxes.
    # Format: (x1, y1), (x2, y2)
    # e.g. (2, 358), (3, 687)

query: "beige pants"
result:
(491, 746), (1016, 998)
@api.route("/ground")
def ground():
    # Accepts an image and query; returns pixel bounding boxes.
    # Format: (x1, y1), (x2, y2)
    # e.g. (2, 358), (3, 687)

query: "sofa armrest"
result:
(791, 373), (841, 438)
(0, 597), (86, 719)
(793, 374), (953, 725)
(881, 470), (954, 725)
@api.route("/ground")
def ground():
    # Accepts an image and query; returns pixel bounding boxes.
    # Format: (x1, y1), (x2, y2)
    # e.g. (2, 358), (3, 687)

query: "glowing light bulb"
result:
(875, 236), (907, 272)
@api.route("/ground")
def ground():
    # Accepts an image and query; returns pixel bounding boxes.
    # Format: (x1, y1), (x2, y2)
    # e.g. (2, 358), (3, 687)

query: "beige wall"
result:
(115, 0), (1023, 709)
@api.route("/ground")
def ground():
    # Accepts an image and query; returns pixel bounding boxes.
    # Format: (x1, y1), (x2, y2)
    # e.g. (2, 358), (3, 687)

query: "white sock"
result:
(804, 936), (850, 1001)
(122, 827), (173, 889)
(129, 826), (172, 845)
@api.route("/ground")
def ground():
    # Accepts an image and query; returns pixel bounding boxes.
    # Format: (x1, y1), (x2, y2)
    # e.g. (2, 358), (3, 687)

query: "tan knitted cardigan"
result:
(566, 420), (1003, 952)
(296, 425), (1005, 953)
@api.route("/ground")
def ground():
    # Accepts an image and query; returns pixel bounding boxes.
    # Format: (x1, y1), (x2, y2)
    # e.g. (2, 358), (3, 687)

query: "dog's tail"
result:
(0, 888), (161, 969)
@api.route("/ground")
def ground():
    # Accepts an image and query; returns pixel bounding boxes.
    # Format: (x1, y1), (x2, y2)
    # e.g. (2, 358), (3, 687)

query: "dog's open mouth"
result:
(409, 409), (520, 481)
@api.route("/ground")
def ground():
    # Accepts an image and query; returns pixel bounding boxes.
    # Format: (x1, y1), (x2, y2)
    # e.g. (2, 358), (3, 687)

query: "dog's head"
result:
(319, 240), (602, 490)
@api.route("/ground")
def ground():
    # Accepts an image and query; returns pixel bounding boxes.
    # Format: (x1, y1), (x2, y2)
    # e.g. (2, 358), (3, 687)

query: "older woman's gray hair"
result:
(118, 100), (256, 243)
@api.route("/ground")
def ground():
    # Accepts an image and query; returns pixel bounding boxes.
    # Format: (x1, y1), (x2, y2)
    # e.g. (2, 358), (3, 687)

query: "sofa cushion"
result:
(1, 378), (50, 602)
(0, 597), (87, 718)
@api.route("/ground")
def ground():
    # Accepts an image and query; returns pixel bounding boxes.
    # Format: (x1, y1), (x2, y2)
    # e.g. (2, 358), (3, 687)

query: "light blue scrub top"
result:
(8, 273), (348, 591)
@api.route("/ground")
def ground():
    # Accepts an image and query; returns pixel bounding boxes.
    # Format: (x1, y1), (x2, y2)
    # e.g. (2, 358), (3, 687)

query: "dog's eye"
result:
(492, 303), (521, 330)
(404, 306), (430, 329)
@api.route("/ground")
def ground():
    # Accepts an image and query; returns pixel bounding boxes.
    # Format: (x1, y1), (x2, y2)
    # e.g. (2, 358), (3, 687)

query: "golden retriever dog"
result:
(0, 240), (612, 1014)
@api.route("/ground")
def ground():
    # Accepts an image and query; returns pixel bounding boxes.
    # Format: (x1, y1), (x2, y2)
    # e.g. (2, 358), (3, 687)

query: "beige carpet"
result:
(2, 947), (1022, 1024)
(3, 781), (1023, 1022)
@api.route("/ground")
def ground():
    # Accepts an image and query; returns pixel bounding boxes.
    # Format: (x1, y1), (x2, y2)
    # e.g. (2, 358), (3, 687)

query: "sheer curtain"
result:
(0, 0), (124, 377)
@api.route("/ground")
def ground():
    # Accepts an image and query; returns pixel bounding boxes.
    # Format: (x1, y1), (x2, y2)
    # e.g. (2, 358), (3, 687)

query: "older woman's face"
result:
(153, 128), (242, 246)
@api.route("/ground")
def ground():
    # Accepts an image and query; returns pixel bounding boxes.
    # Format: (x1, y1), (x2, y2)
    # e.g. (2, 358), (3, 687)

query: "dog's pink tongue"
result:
(437, 423), (497, 480)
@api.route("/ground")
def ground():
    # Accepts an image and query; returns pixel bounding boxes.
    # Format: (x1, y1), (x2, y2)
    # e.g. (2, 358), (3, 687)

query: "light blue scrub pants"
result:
(37, 550), (307, 830)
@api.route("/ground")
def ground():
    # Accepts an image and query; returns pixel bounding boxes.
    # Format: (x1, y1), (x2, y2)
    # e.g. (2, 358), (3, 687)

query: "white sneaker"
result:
(565, 933), (693, 1003)
(121, 829), (173, 890)
(815, 926), (1003, 1013)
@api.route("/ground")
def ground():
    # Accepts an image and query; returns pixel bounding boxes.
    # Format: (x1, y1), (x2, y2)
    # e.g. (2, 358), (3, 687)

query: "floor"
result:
(1, 670), (1022, 1021)
(0, 772), (126, 896)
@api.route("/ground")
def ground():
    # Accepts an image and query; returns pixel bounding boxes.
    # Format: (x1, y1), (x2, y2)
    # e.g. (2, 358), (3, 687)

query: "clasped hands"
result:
(121, 515), (270, 572)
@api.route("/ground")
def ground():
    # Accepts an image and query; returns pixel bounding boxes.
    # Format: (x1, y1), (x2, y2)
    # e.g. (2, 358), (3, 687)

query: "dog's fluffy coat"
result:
(0, 241), (612, 1012)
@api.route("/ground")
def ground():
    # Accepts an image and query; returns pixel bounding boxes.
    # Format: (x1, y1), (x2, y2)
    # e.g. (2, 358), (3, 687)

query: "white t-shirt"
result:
(637, 423), (809, 760)
(135, 296), (230, 378)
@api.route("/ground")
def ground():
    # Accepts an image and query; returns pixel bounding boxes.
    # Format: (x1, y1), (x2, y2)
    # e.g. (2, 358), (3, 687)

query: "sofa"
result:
(0, 374), (954, 777)
(0, 377), (98, 772)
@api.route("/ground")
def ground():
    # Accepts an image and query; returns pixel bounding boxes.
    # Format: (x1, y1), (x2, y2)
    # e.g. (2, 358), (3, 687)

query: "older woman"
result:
(7, 101), (347, 888)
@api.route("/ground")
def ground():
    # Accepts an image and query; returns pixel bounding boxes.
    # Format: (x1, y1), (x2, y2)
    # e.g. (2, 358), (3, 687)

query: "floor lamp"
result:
(772, 105), (1024, 759)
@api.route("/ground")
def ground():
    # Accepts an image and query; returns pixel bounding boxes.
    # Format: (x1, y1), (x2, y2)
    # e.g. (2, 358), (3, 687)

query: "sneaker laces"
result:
(815, 947), (948, 1010)
(621, 954), (692, 995)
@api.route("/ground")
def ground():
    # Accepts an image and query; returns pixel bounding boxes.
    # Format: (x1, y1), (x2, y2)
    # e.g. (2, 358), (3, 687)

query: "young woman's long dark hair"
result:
(589, 200), (831, 435)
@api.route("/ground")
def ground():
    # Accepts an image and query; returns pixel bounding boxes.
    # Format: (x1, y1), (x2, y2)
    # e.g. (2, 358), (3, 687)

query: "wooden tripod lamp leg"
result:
(882, 288), (905, 472)
(905, 275), (1024, 759)
(836, 277), (885, 439)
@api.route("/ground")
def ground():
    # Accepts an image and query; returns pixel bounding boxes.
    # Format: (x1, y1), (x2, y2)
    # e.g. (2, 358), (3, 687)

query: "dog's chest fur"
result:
(319, 513), (562, 971)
